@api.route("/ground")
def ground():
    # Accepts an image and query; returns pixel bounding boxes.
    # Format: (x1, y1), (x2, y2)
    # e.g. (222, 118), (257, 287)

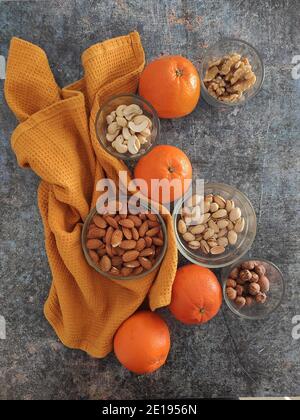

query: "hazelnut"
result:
(236, 285), (245, 296)
(230, 267), (240, 280)
(235, 296), (246, 309)
(226, 287), (237, 301)
(237, 277), (247, 285)
(249, 272), (259, 283)
(258, 275), (270, 293)
(249, 282), (260, 296)
(254, 264), (266, 277)
(239, 269), (252, 281)
(245, 296), (254, 306)
(255, 292), (267, 304)
(241, 261), (255, 270)
(226, 278), (237, 288)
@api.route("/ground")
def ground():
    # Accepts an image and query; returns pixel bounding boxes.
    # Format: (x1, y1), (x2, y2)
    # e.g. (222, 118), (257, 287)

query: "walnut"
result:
(204, 52), (256, 103)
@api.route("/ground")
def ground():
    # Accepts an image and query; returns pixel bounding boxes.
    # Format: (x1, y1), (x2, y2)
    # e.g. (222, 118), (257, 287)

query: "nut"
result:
(236, 285), (245, 296)
(254, 264), (266, 277)
(228, 230), (238, 245)
(204, 53), (256, 103)
(255, 292), (267, 304)
(229, 207), (241, 222)
(234, 217), (245, 233)
(230, 267), (240, 280)
(249, 272), (259, 283)
(111, 229), (123, 248)
(122, 250), (140, 263)
(99, 255), (112, 272)
(119, 240), (137, 250)
(226, 278), (237, 288)
(245, 296), (254, 306)
(178, 219), (187, 234)
(212, 209), (228, 219)
(239, 269), (252, 281)
(210, 245), (225, 255)
(183, 232), (195, 242)
(127, 135), (140, 155)
(226, 287), (237, 301)
(258, 276), (270, 293)
(189, 224), (205, 235)
(241, 260), (256, 270)
(249, 282), (260, 296)
(235, 296), (246, 309)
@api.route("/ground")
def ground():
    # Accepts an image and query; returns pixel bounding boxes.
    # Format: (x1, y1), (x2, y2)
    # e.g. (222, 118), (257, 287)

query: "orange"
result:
(134, 145), (192, 203)
(139, 55), (200, 118)
(113, 311), (170, 374)
(169, 265), (222, 324)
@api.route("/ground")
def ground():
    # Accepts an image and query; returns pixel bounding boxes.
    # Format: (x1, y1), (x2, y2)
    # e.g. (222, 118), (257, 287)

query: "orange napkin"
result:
(5, 32), (178, 358)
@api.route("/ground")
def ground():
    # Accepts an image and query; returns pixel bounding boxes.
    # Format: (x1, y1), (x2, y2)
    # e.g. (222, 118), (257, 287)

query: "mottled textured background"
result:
(0, 0), (299, 400)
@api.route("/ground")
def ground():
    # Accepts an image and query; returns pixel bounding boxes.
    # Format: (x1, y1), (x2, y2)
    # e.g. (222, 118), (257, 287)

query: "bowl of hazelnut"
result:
(222, 258), (285, 319)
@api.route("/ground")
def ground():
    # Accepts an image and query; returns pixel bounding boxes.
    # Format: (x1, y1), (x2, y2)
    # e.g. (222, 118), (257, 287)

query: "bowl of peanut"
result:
(199, 39), (265, 107)
(222, 258), (285, 319)
(82, 201), (167, 280)
(95, 93), (160, 160)
(173, 182), (257, 268)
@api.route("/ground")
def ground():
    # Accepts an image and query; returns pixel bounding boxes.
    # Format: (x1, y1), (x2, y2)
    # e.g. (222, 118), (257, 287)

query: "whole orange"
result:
(169, 265), (222, 324)
(139, 55), (200, 118)
(134, 145), (192, 203)
(113, 311), (170, 374)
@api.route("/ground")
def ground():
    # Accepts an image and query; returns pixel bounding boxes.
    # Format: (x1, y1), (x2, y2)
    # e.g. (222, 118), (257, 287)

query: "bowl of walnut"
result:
(199, 39), (265, 107)
(222, 258), (285, 319)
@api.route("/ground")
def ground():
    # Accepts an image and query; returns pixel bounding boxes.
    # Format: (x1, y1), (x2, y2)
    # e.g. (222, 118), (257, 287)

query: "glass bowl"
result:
(173, 182), (257, 268)
(95, 93), (160, 160)
(82, 204), (168, 280)
(222, 258), (285, 319)
(199, 38), (265, 108)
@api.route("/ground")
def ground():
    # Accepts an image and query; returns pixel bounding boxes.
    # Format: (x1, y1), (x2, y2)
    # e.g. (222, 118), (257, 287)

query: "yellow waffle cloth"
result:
(5, 32), (178, 357)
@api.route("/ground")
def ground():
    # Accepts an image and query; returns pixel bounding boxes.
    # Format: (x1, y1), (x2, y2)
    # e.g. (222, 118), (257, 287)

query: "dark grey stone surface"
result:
(0, 0), (299, 400)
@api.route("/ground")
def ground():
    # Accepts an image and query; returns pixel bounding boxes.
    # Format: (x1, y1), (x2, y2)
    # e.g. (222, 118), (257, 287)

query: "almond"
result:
(111, 256), (123, 266)
(121, 267), (133, 276)
(88, 250), (99, 263)
(138, 257), (152, 271)
(87, 227), (106, 239)
(99, 255), (111, 272)
(119, 218), (135, 229)
(97, 248), (107, 257)
(111, 229), (123, 248)
(128, 215), (142, 227)
(110, 267), (120, 276)
(139, 248), (155, 257)
(93, 215), (107, 229)
(122, 250), (140, 263)
(86, 239), (102, 250)
(132, 227), (139, 241)
(133, 266), (144, 275)
(148, 220), (160, 228)
(115, 247), (125, 256)
(145, 236), (153, 247)
(124, 260), (140, 268)
(146, 226), (160, 237)
(105, 215), (118, 229)
(106, 244), (114, 258)
(146, 213), (158, 222)
(139, 221), (149, 237)
(122, 227), (132, 240)
(136, 238), (146, 252)
(119, 240), (137, 250)
(152, 237), (164, 246)
(105, 226), (114, 246)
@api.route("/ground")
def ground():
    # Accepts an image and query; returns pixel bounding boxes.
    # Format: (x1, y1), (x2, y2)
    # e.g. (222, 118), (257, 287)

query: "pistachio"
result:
(189, 224), (205, 235)
(229, 207), (241, 222)
(210, 202), (219, 213)
(228, 230), (238, 245)
(178, 219), (187, 234)
(183, 232), (195, 242)
(204, 228), (215, 240)
(213, 195), (226, 209)
(200, 240), (210, 254)
(210, 245), (226, 255)
(212, 209), (228, 219)
(217, 219), (229, 229)
(234, 217), (245, 233)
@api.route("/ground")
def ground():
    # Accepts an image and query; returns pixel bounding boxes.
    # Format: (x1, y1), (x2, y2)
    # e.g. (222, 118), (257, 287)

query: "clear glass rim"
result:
(95, 93), (161, 161)
(199, 38), (265, 107)
(82, 202), (168, 280)
(221, 257), (286, 320)
(173, 182), (257, 268)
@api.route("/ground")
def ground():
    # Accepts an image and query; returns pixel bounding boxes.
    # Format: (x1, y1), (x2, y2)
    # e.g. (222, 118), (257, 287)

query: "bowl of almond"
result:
(173, 182), (257, 268)
(199, 39), (265, 107)
(82, 201), (167, 279)
(95, 93), (160, 160)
